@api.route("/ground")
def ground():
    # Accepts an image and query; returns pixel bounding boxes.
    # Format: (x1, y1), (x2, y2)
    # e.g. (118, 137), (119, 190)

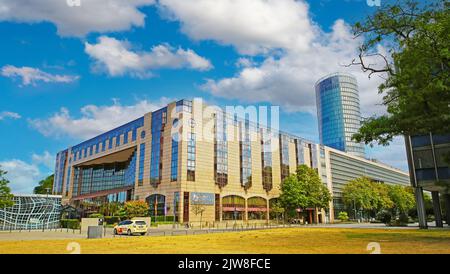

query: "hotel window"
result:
(83, 148), (87, 158)
(261, 128), (273, 192)
(95, 143), (99, 154)
(109, 136), (113, 149)
(240, 120), (252, 189)
(187, 131), (196, 181)
(138, 143), (145, 186)
(102, 140), (106, 152)
(125, 149), (137, 185)
(116, 133), (121, 147)
(132, 127), (137, 141)
(214, 112), (228, 188)
(123, 131), (128, 144)
(65, 166), (71, 197)
(150, 108), (167, 187)
(279, 134), (290, 181)
(295, 139), (305, 166)
(310, 144), (319, 170)
(171, 133), (179, 182)
(176, 99), (192, 113)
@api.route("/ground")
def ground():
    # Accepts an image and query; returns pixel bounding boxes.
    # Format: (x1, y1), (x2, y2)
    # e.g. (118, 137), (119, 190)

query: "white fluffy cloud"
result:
(0, 0), (155, 37)
(28, 98), (172, 139)
(158, 0), (315, 55)
(157, 0), (387, 116)
(0, 111), (21, 120)
(85, 36), (213, 77)
(0, 151), (54, 194)
(31, 151), (54, 170)
(1, 65), (79, 86)
(201, 19), (385, 115)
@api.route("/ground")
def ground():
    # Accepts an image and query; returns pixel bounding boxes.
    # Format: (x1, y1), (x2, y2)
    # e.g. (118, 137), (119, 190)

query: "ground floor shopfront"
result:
(147, 192), (329, 225)
(66, 190), (329, 225)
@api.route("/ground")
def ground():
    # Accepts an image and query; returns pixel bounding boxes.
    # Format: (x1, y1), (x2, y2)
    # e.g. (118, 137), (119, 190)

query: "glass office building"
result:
(405, 133), (450, 228)
(315, 72), (365, 157)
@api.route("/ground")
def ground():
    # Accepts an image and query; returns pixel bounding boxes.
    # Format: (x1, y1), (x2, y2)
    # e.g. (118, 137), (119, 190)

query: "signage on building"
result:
(190, 192), (214, 205)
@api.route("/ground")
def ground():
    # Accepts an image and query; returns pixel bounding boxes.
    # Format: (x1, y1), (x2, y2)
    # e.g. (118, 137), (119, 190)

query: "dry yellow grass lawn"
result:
(1, 228), (449, 254)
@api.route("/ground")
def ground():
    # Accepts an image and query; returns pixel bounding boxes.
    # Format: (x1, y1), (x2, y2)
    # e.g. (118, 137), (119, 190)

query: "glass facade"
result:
(176, 99), (193, 113)
(171, 133), (179, 182)
(411, 134), (450, 182)
(214, 112), (228, 188)
(240, 120), (252, 189)
(150, 107), (167, 187)
(279, 134), (290, 181)
(146, 194), (166, 217)
(295, 138), (305, 167)
(315, 73), (365, 157)
(138, 144), (145, 186)
(187, 129), (196, 181)
(261, 128), (273, 191)
(72, 151), (137, 197)
(53, 150), (67, 194)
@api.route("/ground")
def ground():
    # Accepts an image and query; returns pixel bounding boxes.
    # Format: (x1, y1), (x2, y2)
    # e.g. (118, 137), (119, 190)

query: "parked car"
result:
(114, 220), (148, 236)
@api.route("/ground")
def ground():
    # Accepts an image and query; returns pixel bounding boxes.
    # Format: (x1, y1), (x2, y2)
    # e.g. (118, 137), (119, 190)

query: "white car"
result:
(113, 220), (148, 236)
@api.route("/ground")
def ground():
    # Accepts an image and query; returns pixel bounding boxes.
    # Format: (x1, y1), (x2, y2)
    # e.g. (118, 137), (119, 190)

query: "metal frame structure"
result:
(0, 194), (62, 230)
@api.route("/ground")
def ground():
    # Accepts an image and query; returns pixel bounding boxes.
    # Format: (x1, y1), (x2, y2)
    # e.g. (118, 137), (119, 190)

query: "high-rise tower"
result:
(315, 72), (365, 157)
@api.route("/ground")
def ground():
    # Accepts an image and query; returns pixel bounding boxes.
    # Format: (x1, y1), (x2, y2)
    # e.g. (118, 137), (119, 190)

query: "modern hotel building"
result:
(53, 99), (409, 224)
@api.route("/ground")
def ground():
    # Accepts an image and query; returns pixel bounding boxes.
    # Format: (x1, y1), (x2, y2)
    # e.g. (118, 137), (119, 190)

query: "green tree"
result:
(99, 201), (123, 216)
(123, 200), (149, 219)
(269, 199), (285, 221)
(343, 177), (379, 212)
(342, 177), (394, 219)
(279, 165), (332, 215)
(33, 174), (54, 194)
(387, 185), (416, 215)
(0, 166), (14, 208)
(350, 0), (449, 146)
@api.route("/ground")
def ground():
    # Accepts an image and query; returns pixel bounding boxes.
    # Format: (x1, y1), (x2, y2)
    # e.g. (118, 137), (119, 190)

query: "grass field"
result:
(1, 228), (450, 254)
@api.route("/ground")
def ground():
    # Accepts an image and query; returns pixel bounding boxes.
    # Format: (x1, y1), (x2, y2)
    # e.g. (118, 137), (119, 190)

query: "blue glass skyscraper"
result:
(315, 72), (365, 157)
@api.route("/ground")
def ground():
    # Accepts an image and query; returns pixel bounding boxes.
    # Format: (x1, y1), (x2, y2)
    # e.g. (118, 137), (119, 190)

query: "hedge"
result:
(88, 213), (104, 218)
(60, 219), (80, 229)
(153, 216), (175, 222)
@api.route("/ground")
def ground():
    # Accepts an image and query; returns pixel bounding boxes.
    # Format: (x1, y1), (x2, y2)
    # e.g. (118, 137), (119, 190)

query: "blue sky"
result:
(0, 0), (407, 193)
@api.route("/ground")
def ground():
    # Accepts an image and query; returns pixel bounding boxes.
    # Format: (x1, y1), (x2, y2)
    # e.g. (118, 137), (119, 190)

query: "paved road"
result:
(1, 222), (448, 241)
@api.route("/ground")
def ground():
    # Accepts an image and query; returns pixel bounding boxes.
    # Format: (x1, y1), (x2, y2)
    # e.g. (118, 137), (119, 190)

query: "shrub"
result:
(399, 213), (409, 223)
(376, 210), (392, 224)
(88, 213), (104, 218)
(337, 212), (349, 222)
(60, 219), (80, 229)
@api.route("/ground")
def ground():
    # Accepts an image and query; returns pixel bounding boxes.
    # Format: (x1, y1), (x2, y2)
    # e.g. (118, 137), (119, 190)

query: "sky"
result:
(0, 0), (408, 193)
